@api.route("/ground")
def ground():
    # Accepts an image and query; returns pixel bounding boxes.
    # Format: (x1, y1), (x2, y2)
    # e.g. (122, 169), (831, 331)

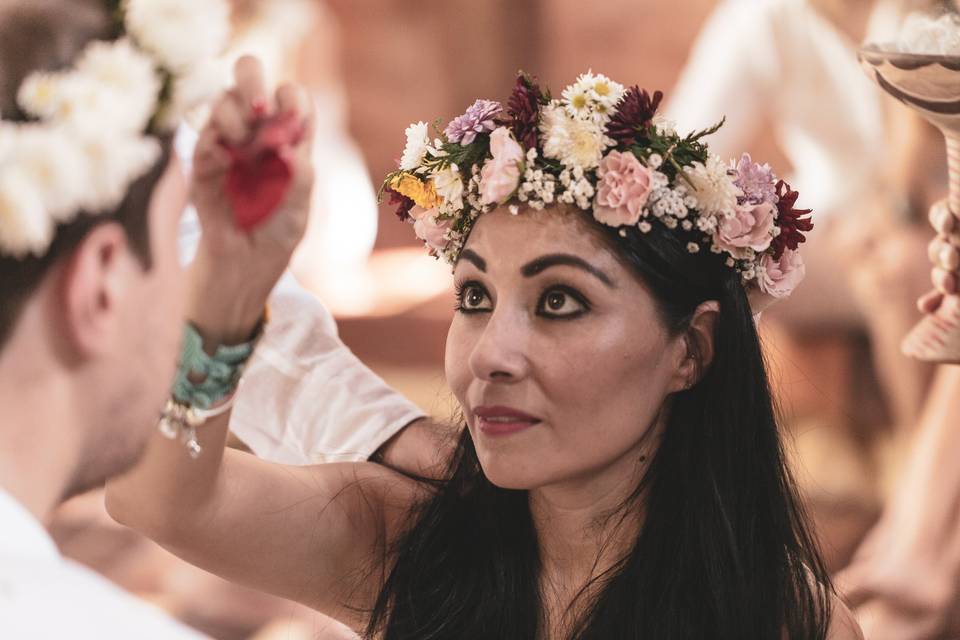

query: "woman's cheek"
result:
(444, 319), (472, 404)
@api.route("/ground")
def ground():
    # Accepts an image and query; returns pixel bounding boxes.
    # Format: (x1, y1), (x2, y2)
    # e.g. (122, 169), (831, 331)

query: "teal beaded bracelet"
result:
(172, 323), (258, 410)
(160, 314), (266, 458)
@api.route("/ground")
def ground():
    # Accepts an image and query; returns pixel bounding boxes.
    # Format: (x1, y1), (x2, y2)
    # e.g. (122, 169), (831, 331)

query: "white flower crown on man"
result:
(381, 71), (814, 301)
(0, 0), (231, 259)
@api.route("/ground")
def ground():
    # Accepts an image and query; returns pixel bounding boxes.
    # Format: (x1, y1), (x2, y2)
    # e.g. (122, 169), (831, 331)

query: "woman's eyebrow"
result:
(457, 249), (486, 272)
(520, 253), (616, 288)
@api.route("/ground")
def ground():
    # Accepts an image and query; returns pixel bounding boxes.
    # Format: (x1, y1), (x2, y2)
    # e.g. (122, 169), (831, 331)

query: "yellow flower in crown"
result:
(389, 174), (442, 210)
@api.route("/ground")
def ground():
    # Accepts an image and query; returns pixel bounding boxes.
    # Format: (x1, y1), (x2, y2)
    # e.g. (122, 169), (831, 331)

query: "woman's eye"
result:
(457, 283), (492, 313)
(538, 288), (588, 318)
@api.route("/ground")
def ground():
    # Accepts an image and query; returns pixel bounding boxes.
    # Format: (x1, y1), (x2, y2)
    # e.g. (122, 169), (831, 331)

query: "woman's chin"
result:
(477, 454), (546, 490)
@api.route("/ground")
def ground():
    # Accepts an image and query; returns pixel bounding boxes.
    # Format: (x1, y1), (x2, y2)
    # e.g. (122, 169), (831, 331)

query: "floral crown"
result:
(0, 0), (231, 259)
(381, 71), (813, 301)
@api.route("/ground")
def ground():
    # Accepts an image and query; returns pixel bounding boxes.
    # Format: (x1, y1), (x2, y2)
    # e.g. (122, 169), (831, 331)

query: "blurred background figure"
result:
(669, 0), (951, 572)
(45, 0), (960, 638)
(838, 364), (960, 640)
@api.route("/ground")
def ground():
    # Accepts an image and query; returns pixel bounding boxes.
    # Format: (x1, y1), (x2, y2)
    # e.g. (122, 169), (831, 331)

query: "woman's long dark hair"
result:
(366, 212), (832, 639)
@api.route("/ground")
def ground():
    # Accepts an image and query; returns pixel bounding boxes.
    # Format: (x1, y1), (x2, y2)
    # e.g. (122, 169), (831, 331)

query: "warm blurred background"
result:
(50, 0), (947, 637)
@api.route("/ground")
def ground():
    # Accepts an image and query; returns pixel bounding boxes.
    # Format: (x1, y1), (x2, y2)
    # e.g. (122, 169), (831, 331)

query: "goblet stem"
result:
(947, 132), (960, 215)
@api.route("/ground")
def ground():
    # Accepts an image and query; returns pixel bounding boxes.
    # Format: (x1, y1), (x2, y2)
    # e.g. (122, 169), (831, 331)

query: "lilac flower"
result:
(445, 99), (502, 145)
(732, 153), (778, 205)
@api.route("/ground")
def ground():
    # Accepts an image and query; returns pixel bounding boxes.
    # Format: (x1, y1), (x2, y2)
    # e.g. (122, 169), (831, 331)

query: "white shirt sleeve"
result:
(665, 0), (781, 159)
(228, 272), (426, 465)
(175, 124), (426, 465)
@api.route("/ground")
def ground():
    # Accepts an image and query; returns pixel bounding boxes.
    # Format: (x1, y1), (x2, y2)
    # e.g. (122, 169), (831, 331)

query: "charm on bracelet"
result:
(159, 314), (266, 458)
(157, 391), (239, 459)
(158, 399), (206, 459)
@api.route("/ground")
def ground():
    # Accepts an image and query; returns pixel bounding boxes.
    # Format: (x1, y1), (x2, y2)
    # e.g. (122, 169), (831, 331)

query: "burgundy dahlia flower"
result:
(505, 73), (546, 149)
(606, 86), (663, 147)
(769, 180), (813, 259)
(386, 187), (415, 222)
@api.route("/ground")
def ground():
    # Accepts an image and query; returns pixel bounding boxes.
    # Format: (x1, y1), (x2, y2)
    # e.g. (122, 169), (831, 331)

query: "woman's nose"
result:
(467, 306), (529, 383)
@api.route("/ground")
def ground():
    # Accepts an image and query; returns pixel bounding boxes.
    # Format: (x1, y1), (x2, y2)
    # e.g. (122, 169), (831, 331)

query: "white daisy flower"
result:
(561, 71), (625, 124)
(588, 73), (625, 110)
(561, 74), (594, 119)
(684, 154), (742, 217)
(432, 163), (464, 210)
(399, 121), (431, 171)
(540, 102), (610, 170)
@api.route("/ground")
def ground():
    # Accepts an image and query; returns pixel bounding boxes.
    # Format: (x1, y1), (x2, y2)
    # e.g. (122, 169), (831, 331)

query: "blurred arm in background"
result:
(838, 364), (960, 640)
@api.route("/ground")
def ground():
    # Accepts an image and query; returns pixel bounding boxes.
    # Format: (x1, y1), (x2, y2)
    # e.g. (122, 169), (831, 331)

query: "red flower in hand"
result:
(770, 180), (813, 259)
(223, 111), (306, 232)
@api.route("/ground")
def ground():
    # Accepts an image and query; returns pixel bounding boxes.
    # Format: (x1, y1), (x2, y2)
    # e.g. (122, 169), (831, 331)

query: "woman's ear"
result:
(672, 300), (720, 391)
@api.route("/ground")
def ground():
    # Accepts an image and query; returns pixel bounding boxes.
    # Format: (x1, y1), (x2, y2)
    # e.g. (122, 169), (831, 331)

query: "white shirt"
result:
(667, 0), (903, 221)
(0, 490), (207, 639)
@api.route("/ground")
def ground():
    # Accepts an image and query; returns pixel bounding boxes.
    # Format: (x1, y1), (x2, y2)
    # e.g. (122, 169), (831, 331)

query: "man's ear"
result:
(60, 223), (133, 358)
(670, 300), (720, 392)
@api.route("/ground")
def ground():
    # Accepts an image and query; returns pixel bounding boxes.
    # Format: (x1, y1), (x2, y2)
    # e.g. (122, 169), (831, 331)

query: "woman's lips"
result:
(474, 405), (542, 436)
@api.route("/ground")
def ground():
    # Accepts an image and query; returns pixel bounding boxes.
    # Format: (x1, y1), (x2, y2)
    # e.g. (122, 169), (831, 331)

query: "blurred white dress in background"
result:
(667, 0), (904, 222)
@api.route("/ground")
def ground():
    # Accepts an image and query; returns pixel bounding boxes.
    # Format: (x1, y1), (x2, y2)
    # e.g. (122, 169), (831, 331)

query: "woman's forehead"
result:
(461, 206), (616, 268)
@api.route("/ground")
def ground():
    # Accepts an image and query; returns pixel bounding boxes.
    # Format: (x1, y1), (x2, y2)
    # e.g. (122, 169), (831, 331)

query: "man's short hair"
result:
(0, 0), (173, 348)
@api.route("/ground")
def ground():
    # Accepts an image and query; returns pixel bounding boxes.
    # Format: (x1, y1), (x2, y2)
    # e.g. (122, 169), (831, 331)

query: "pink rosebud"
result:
(593, 150), (653, 227)
(479, 127), (524, 205)
(758, 249), (805, 298)
(413, 212), (452, 252)
(714, 201), (776, 258)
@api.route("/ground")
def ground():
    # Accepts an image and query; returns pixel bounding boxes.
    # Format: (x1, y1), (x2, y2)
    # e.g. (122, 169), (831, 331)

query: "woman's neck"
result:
(529, 439), (651, 633)
(531, 477), (639, 574)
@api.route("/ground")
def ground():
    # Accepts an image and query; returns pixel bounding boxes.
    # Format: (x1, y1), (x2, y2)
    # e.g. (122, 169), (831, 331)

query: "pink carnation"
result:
(413, 212), (452, 252)
(758, 249), (805, 299)
(714, 201), (776, 258)
(479, 127), (524, 205)
(593, 151), (653, 227)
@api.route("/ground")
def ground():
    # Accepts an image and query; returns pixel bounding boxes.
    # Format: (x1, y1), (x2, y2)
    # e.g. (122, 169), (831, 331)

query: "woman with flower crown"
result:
(108, 70), (864, 639)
